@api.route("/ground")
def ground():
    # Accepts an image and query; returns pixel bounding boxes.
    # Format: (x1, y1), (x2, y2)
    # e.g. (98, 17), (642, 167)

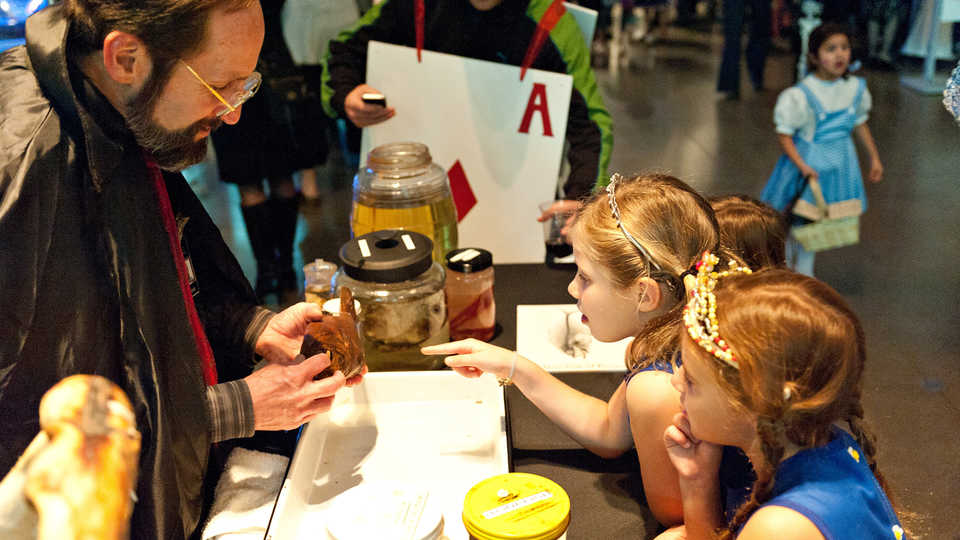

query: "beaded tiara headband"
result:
(606, 174), (661, 271)
(682, 251), (752, 369)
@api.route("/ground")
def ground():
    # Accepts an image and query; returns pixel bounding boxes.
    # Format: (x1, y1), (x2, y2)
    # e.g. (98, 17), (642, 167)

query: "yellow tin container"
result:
(462, 473), (570, 540)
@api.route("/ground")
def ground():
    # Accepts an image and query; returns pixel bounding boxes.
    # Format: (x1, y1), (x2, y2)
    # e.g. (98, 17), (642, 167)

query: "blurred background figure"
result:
(863, 0), (909, 69)
(281, 0), (364, 199)
(211, 0), (330, 305)
(630, 0), (673, 45)
(717, 0), (771, 99)
(0, 0), (50, 52)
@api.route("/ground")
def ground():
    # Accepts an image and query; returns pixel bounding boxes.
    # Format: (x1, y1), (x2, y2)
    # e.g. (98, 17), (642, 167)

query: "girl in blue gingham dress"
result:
(760, 23), (883, 276)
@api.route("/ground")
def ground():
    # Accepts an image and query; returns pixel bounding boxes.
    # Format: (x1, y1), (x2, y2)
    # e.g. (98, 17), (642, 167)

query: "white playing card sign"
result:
(360, 41), (573, 264)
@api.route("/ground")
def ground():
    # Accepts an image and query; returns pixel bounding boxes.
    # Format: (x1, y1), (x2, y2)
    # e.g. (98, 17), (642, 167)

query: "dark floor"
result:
(188, 25), (960, 539)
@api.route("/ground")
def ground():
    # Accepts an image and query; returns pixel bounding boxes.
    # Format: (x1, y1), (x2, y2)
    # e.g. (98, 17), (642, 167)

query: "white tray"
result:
(265, 371), (509, 540)
(516, 305), (631, 372)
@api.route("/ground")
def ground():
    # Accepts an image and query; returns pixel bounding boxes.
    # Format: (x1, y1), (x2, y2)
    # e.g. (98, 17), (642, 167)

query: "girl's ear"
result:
(636, 276), (662, 313)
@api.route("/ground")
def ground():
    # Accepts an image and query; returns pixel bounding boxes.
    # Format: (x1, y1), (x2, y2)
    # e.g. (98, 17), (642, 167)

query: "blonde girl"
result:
(664, 257), (904, 539)
(424, 173), (722, 526)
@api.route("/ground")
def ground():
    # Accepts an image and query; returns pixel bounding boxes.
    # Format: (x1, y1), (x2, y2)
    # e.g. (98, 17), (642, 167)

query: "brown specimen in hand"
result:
(301, 287), (366, 379)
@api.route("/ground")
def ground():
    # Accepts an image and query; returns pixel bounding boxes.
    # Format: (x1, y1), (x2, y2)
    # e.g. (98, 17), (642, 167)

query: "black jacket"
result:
(0, 6), (265, 538)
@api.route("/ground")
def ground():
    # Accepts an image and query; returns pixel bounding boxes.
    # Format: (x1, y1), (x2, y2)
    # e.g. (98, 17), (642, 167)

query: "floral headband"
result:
(944, 60), (960, 123)
(682, 251), (752, 369)
(606, 174), (661, 271)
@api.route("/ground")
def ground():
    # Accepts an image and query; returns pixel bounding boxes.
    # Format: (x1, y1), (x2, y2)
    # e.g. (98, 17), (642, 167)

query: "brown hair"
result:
(65, 0), (254, 87)
(806, 22), (853, 77)
(572, 173), (721, 368)
(710, 194), (786, 270)
(682, 269), (892, 539)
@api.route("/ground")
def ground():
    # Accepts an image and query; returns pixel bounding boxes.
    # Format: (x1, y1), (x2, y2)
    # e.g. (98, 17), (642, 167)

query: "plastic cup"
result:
(538, 201), (573, 259)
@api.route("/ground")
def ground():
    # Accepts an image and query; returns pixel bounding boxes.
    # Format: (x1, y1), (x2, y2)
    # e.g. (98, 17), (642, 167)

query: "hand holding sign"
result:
(345, 84), (396, 127)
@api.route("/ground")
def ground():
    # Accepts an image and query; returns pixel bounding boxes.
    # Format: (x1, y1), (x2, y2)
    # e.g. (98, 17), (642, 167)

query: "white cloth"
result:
(201, 448), (290, 540)
(282, 0), (361, 65)
(774, 74), (872, 141)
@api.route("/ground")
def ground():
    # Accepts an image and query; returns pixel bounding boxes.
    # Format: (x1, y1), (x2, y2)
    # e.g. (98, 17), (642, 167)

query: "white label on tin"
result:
(482, 490), (553, 520)
(401, 234), (416, 250)
(450, 248), (481, 263)
(359, 239), (371, 258)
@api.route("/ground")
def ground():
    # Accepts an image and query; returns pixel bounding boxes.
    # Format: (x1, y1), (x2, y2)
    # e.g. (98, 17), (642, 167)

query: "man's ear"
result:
(636, 276), (663, 313)
(101, 30), (151, 87)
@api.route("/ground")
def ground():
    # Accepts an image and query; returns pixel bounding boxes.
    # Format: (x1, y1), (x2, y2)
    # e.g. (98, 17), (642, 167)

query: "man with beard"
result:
(0, 1), (361, 538)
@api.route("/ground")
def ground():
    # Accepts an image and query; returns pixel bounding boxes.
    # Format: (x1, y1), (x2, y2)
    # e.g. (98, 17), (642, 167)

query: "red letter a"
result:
(517, 83), (553, 136)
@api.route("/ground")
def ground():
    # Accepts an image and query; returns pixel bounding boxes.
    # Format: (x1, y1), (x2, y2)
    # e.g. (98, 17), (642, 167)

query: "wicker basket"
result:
(792, 216), (859, 252)
(791, 176), (861, 252)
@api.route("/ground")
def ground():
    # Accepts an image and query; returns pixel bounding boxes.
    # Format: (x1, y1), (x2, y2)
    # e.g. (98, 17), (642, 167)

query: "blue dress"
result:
(761, 78), (868, 221)
(740, 427), (905, 539)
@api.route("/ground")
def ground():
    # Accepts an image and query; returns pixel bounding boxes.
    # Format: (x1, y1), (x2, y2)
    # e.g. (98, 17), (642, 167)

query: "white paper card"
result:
(361, 41), (573, 263)
(516, 305), (631, 372)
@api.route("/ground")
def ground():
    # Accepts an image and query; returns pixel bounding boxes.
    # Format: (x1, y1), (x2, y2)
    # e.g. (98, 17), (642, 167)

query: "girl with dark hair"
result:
(760, 23), (883, 277)
(661, 255), (905, 539)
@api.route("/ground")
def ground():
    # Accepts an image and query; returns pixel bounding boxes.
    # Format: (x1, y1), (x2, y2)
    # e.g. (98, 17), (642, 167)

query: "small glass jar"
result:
(462, 473), (570, 540)
(333, 229), (448, 371)
(445, 248), (496, 342)
(351, 142), (458, 263)
(303, 258), (338, 306)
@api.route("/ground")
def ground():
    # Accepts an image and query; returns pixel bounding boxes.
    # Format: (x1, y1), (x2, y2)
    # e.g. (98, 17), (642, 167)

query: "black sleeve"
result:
(562, 89), (604, 200)
(323, 0), (408, 119)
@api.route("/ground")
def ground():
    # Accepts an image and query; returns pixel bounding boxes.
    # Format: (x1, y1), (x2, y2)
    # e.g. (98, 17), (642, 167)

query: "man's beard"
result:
(124, 70), (223, 172)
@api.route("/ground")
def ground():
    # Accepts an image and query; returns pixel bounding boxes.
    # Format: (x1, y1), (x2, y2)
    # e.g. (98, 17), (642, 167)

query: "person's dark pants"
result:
(717, 0), (772, 94)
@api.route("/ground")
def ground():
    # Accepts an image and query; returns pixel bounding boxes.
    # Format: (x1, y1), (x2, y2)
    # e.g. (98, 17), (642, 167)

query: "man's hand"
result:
(245, 353), (347, 431)
(344, 84), (395, 127)
(255, 302), (325, 365)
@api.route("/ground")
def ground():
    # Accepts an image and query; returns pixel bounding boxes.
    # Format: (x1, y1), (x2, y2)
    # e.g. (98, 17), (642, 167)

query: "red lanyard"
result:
(144, 152), (218, 386)
(414, 0), (566, 80)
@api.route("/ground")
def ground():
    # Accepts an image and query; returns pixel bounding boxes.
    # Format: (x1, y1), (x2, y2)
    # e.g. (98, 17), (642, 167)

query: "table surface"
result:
(489, 264), (659, 538)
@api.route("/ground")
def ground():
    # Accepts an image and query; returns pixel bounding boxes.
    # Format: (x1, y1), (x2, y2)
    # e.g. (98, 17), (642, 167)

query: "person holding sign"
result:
(321, 0), (613, 220)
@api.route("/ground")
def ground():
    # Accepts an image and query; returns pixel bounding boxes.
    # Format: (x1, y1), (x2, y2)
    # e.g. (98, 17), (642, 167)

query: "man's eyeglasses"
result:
(180, 59), (262, 118)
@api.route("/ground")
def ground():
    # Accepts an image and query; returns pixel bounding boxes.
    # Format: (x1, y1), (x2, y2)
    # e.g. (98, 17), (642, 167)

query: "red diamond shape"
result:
(448, 160), (477, 222)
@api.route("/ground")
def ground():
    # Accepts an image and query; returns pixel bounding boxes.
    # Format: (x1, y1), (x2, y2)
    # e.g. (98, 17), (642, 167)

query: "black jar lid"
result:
(445, 248), (493, 273)
(339, 229), (434, 283)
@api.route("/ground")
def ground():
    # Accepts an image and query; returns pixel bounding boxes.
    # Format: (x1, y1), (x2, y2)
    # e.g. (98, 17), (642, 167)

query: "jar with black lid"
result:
(333, 229), (448, 371)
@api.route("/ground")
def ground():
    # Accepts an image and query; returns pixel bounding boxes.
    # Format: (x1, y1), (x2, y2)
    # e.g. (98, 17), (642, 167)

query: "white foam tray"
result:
(265, 371), (509, 540)
(516, 304), (631, 372)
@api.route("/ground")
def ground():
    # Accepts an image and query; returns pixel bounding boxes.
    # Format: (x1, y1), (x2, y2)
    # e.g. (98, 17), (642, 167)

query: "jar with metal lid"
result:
(445, 248), (496, 342)
(462, 473), (571, 540)
(351, 141), (458, 263)
(303, 258), (338, 306)
(333, 229), (448, 371)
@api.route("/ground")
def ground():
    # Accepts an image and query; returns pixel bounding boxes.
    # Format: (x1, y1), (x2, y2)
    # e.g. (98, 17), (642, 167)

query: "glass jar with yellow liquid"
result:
(351, 142), (458, 263)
